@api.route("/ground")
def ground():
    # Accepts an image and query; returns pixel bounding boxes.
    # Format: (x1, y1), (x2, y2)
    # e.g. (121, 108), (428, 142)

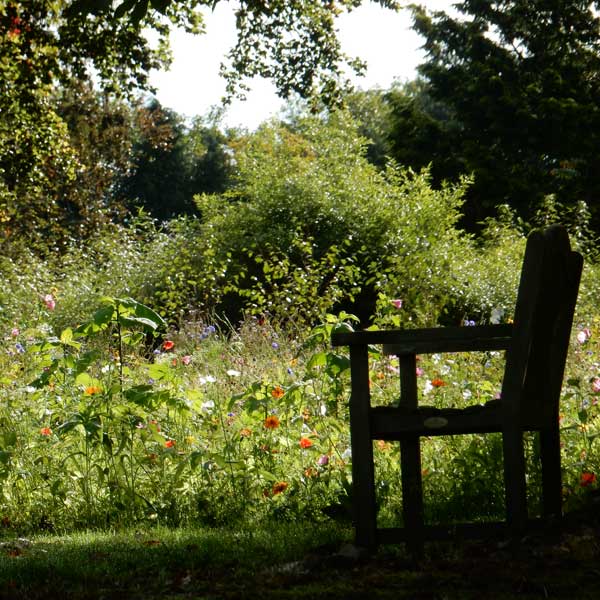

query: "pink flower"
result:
(317, 455), (329, 466)
(10, 328), (19, 337)
(391, 299), (403, 309)
(592, 378), (600, 393)
(43, 294), (55, 310)
(181, 355), (191, 365)
(577, 328), (591, 344)
(416, 367), (424, 377)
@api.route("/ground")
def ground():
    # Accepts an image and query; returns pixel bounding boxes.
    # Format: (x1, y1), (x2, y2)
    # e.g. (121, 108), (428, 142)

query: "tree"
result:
(384, 79), (465, 181)
(117, 101), (236, 220)
(411, 0), (600, 227)
(0, 0), (200, 252)
(68, 0), (401, 106)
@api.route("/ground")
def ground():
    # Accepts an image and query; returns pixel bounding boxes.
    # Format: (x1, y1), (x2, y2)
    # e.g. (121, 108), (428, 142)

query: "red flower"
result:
(299, 437), (313, 449)
(162, 340), (174, 351)
(165, 439), (176, 448)
(580, 472), (596, 487)
(431, 378), (446, 388)
(39, 427), (52, 436)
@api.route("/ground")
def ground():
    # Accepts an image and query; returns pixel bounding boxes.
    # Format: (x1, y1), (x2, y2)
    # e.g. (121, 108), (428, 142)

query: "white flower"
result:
(201, 400), (215, 413)
(463, 389), (472, 400)
(320, 404), (327, 416)
(199, 375), (217, 385)
(342, 448), (352, 461)
(490, 307), (504, 324)
(226, 369), (241, 377)
(423, 380), (434, 395)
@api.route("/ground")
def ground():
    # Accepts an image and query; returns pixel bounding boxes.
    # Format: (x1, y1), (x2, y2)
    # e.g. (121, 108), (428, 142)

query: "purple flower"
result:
(463, 319), (476, 326)
(271, 342), (279, 350)
(15, 343), (25, 354)
(391, 299), (403, 309)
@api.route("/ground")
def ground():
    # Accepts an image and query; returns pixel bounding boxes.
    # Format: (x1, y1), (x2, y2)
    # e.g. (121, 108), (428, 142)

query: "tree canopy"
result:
(409, 0), (600, 226)
(67, 0), (401, 105)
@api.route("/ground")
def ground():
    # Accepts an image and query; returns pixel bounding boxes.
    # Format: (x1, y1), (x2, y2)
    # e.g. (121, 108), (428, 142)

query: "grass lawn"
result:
(1, 510), (600, 599)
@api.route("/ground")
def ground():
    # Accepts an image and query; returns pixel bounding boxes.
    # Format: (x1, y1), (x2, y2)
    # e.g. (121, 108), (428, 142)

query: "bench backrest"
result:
(502, 225), (583, 426)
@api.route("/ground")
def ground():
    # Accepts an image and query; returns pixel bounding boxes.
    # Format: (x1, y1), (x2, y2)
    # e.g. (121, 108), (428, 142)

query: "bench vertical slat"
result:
(348, 345), (377, 549)
(398, 354), (424, 555)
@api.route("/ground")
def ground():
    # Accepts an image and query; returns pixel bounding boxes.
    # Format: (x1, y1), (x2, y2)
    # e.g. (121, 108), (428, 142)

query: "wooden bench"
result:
(331, 225), (583, 552)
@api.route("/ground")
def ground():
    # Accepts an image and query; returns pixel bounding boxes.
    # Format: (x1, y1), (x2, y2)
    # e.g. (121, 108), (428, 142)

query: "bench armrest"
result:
(331, 324), (513, 355)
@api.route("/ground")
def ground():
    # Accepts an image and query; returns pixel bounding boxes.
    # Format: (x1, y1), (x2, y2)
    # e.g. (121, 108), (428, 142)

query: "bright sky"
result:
(149, 1), (452, 129)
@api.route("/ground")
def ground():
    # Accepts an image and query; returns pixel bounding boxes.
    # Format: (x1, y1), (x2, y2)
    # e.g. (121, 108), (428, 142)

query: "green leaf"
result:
(116, 297), (166, 331)
(307, 351), (327, 370)
(147, 362), (171, 381)
(325, 353), (351, 376)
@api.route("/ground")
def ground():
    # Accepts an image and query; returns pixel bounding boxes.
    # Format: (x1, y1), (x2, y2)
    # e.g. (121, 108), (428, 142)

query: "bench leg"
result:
(401, 436), (424, 557)
(502, 427), (528, 536)
(539, 426), (562, 519)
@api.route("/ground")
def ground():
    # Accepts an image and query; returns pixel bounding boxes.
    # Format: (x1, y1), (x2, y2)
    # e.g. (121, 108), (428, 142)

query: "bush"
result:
(194, 112), (477, 326)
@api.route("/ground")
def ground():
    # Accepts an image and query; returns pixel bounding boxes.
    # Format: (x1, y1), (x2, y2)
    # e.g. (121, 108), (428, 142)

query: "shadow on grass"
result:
(1, 512), (600, 599)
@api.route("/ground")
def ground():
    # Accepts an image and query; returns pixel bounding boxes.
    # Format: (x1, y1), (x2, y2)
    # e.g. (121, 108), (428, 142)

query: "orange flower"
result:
(39, 427), (52, 436)
(84, 386), (102, 395)
(240, 428), (252, 438)
(272, 481), (288, 495)
(271, 386), (284, 399)
(431, 378), (446, 388)
(165, 439), (176, 448)
(264, 415), (280, 430)
(162, 340), (174, 351)
(299, 437), (313, 449)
